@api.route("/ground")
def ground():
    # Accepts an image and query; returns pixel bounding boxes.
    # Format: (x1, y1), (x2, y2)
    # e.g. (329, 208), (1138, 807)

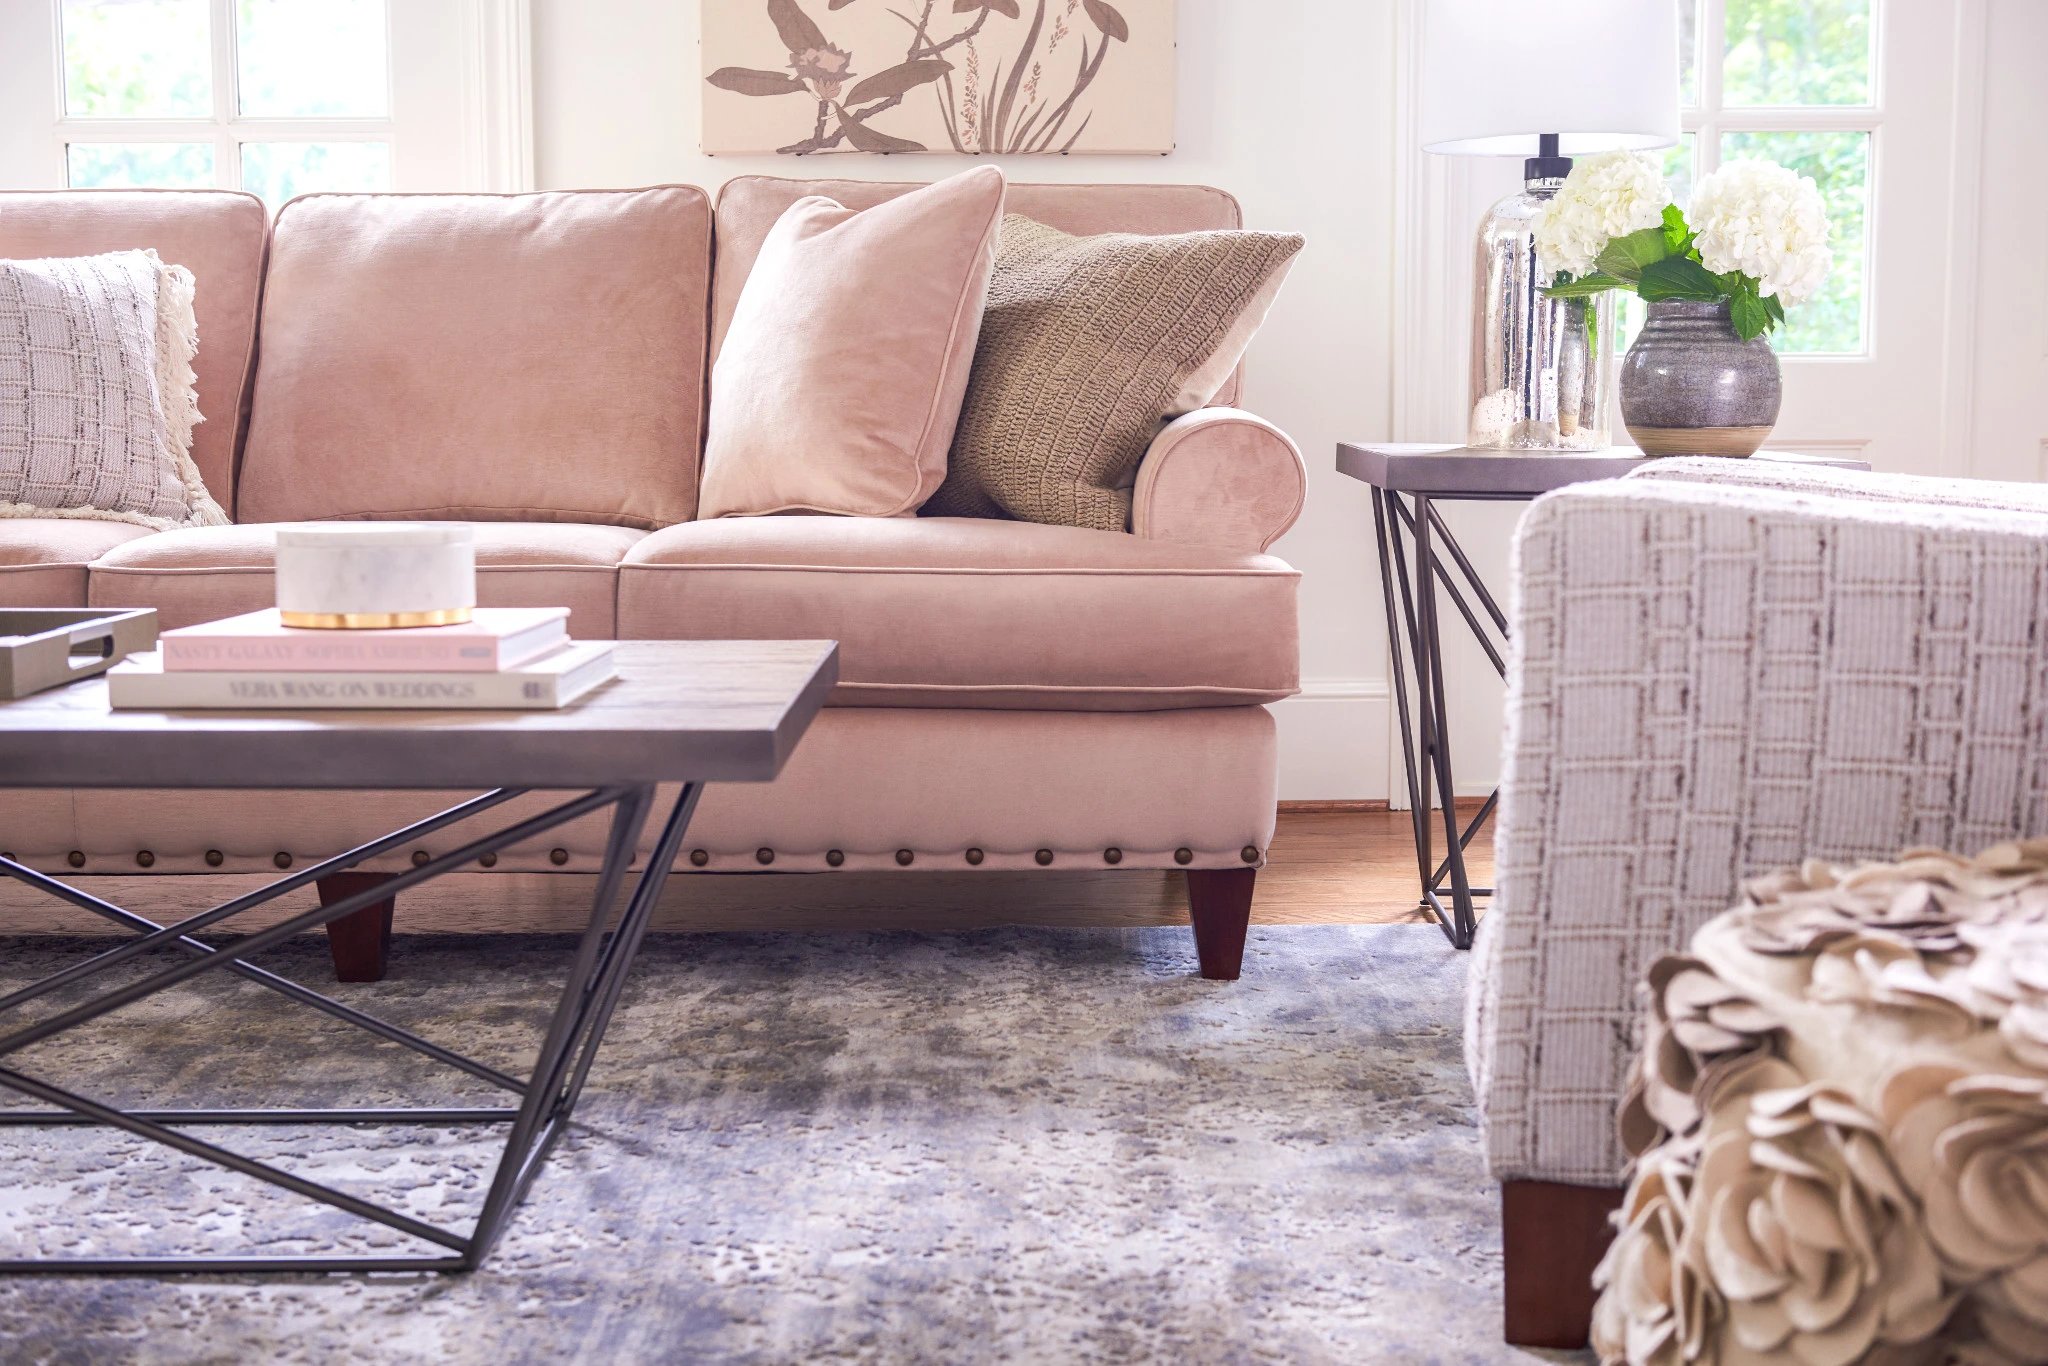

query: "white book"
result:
(108, 642), (618, 711)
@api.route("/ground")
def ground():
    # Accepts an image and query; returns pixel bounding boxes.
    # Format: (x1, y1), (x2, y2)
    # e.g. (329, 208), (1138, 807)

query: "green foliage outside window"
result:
(1723, 0), (1872, 106)
(1620, 0), (1874, 356)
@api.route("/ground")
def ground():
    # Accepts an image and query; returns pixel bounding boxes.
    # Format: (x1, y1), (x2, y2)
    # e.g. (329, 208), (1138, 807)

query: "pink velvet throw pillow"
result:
(698, 166), (1006, 519)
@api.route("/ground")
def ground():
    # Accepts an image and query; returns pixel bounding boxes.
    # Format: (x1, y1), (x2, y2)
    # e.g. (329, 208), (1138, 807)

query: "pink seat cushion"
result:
(712, 178), (1248, 407)
(88, 523), (645, 634)
(234, 188), (713, 529)
(0, 190), (268, 518)
(618, 515), (1298, 709)
(0, 519), (154, 607)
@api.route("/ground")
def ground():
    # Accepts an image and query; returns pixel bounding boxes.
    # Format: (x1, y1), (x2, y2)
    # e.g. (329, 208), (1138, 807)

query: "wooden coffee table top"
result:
(0, 639), (838, 790)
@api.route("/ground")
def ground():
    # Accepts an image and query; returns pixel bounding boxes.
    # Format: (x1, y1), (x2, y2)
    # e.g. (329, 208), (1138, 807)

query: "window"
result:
(0, 1), (529, 204)
(1626, 0), (1877, 356)
(56, 0), (392, 204)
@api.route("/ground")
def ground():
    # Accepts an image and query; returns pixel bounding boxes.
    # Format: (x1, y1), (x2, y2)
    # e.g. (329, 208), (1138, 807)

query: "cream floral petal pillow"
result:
(0, 249), (230, 530)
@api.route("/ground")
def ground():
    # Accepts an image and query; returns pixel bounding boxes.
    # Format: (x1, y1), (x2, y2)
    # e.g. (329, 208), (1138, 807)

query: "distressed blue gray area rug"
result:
(0, 925), (1572, 1364)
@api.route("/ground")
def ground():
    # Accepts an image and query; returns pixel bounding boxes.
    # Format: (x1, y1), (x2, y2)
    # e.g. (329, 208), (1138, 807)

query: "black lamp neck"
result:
(1525, 132), (1572, 184)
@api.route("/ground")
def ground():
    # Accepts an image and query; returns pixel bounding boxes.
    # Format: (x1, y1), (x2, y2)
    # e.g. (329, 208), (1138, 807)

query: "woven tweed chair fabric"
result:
(0, 249), (227, 530)
(925, 214), (1301, 533)
(1629, 452), (2048, 515)
(1469, 472), (2048, 1186)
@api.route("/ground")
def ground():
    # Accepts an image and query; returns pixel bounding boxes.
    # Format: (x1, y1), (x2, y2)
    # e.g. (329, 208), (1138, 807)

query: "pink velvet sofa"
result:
(0, 184), (1305, 982)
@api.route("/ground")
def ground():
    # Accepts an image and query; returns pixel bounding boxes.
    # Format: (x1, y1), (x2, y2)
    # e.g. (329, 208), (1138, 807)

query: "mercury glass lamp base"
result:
(1467, 175), (1615, 454)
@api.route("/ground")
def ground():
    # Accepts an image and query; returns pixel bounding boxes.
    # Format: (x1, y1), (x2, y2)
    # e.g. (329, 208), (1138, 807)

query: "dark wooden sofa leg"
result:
(316, 872), (397, 984)
(1502, 1179), (1623, 1349)
(1185, 867), (1255, 980)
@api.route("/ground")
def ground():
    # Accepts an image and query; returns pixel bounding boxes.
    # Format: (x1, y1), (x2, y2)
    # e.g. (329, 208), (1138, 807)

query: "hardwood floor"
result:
(1258, 807), (1494, 927)
(0, 809), (1497, 937)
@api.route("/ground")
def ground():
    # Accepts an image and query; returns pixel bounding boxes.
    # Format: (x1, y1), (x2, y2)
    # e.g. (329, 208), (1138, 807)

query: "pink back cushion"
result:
(236, 188), (713, 529)
(0, 189), (268, 517)
(712, 178), (1248, 407)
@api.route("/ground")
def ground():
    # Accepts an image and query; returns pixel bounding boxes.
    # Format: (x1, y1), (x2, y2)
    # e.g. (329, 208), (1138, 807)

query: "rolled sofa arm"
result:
(1131, 408), (1306, 553)
(1470, 476), (2048, 1188)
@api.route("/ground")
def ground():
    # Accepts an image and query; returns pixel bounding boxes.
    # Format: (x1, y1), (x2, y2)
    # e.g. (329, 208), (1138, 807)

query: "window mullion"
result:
(211, 0), (235, 189)
(42, 0), (67, 183)
(1714, 107), (1880, 133)
(1698, 0), (1727, 177)
(59, 122), (222, 142)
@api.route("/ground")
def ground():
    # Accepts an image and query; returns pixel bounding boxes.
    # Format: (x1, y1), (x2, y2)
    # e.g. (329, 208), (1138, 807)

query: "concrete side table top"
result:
(1336, 443), (1869, 499)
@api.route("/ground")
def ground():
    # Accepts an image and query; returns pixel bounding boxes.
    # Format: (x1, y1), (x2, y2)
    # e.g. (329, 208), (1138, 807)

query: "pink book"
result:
(160, 607), (570, 673)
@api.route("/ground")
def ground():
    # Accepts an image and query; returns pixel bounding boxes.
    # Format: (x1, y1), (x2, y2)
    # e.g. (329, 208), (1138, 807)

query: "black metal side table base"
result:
(0, 780), (703, 1274)
(1372, 489), (1508, 950)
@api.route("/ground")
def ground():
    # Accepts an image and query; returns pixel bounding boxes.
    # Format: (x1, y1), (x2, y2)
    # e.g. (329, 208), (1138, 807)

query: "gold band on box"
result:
(278, 607), (474, 630)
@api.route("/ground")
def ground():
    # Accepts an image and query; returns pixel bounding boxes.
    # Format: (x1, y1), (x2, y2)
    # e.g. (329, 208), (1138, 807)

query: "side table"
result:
(1336, 444), (1868, 949)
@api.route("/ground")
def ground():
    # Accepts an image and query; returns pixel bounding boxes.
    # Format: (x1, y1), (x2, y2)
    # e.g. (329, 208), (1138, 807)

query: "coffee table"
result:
(0, 638), (837, 1275)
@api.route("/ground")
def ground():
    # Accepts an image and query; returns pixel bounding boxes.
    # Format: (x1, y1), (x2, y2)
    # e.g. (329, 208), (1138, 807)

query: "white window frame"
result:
(54, 0), (398, 194)
(0, 0), (533, 197)
(1680, 0), (1883, 358)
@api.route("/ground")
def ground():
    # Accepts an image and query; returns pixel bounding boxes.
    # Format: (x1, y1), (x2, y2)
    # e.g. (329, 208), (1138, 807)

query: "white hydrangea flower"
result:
(1688, 158), (1833, 305)
(1532, 151), (1669, 280)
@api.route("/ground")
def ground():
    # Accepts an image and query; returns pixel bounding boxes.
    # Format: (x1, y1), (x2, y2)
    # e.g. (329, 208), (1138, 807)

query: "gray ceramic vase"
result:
(1619, 299), (1782, 458)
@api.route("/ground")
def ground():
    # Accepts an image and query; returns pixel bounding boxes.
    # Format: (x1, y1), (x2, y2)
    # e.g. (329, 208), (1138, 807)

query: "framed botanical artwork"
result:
(702, 0), (1175, 156)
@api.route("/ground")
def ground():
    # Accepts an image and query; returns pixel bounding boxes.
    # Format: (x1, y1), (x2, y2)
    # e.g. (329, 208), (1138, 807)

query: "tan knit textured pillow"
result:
(925, 214), (1302, 532)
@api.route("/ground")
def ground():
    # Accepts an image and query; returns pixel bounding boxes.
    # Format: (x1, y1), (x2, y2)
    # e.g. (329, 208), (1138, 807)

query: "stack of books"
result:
(107, 608), (617, 710)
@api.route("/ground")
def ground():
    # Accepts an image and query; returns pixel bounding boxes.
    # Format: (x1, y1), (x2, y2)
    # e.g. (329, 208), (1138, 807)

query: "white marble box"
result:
(274, 523), (477, 629)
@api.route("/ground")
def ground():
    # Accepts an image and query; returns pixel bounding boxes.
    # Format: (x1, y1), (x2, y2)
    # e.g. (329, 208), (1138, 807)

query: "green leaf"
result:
(1543, 271), (1627, 299)
(847, 58), (951, 104)
(768, 0), (829, 54)
(1594, 226), (1671, 284)
(1764, 293), (1786, 324)
(1637, 256), (1727, 302)
(707, 66), (811, 97)
(1660, 203), (1692, 255)
(1731, 291), (1771, 341)
(838, 114), (925, 153)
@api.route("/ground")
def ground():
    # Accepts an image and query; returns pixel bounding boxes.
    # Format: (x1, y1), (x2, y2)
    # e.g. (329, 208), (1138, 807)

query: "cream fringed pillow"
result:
(0, 249), (228, 530)
(698, 166), (1006, 519)
(924, 215), (1303, 533)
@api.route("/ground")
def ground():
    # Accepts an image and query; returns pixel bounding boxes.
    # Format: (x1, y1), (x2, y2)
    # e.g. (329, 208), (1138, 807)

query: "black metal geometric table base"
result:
(1371, 488), (1507, 949)
(0, 779), (701, 1274)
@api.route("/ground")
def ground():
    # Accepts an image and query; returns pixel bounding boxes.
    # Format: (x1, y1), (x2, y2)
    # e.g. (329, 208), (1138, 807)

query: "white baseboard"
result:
(1273, 676), (1499, 804)
(1274, 677), (1389, 801)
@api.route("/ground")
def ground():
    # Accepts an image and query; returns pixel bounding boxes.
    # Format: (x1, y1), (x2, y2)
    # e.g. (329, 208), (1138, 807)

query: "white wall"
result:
(1969, 0), (2048, 486)
(531, 0), (1402, 801)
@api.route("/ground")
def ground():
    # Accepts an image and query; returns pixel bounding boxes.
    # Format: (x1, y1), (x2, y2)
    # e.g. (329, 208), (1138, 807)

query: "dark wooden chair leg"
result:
(1502, 1179), (1623, 1349)
(1185, 867), (1255, 980)
(316, 872), (397, 984)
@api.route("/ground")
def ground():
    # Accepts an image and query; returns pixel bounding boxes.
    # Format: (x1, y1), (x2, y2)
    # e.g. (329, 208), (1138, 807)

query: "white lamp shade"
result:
(1420, 0), (1680, 156)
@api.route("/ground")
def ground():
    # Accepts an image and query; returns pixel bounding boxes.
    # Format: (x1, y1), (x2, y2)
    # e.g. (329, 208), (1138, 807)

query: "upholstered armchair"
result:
(1467, 457), (2048, 1347)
